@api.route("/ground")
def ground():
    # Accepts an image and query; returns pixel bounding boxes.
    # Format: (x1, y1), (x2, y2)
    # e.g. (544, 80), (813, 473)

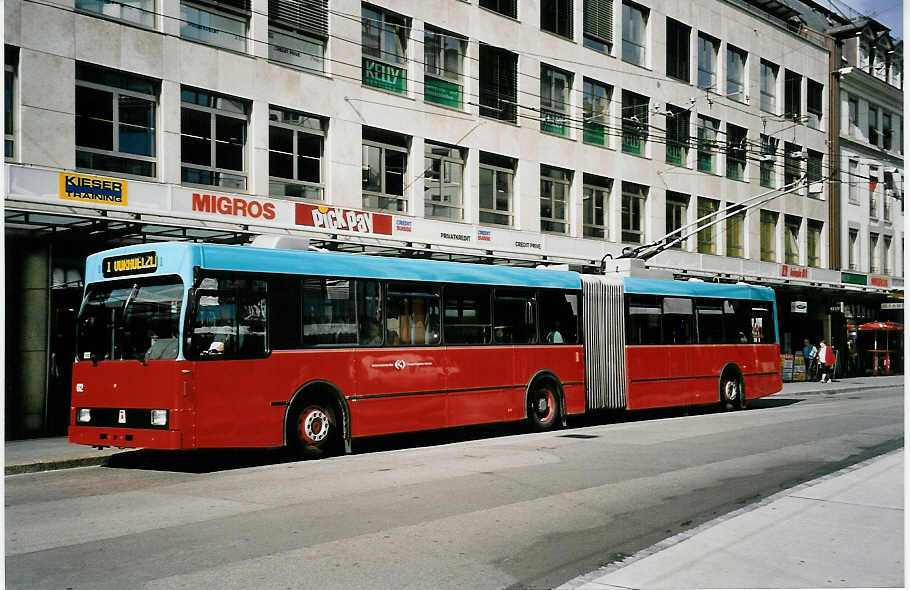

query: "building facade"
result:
(3, 0), (900, 437)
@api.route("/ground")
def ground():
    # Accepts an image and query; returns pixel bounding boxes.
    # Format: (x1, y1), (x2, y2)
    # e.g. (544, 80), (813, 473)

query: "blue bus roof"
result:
(623, 277), (776, 302)
(84, 243), (774, 301)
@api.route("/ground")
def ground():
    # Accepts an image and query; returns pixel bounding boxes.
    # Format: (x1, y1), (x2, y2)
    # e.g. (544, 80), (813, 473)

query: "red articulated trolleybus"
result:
(70, 240), (781, 456)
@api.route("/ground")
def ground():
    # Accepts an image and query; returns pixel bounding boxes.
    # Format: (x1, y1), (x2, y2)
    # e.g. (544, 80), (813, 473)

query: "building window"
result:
(848, 95), (858, 136)
(424, 142), (464, 220)
(883, 235), (892, 274)
(268, 106), (324, 201)
(847, 159), (859, 204)
(479, 44), (518, 123)
(77, 0), (154, 27)
(621, 1), (648, 66)
(784, 215), (800, 264)
(480, 0), (517, 19)
(806, 78), (822, 129)
(181, 87), (247, 189)
(760, 134), (777, 188)
(621, 182), (647, 243)
(583, 173), (611, 239)
(870, 232), (880, 273)
(868, 106), (879, 145)
(582, 78), (611, 146)
(268, 0), (328, 73)
(479, 152), (515, 226)
(5, 57), (16, 160)
(76, 64), (157, 178)
(540, 64), (572, 136)
(760, 60), (777, 113)
(666, 18), (690, 82)
(541, 0), (573, 39)
(362, 4), (409, 94)
(760, 210), (777, 262)
(424, 26), (466, 108)
(621, 90), (648, 155)
(540, 165), (571, 234)
(726, 204), (745, 257)
(807, 149), (822, 190)
(882, 112), (892, 150)
(848, 228), (858, 270)
(665, 191), (689, 249)
(180, 0), (249, 53)
(869, 166), (879, 218)
(726, 124), (747, 181)
(807, 220), (822, 267)
(784, 141), (801, 186)
(697, 197), (718, 254)
(784, 69), (801, 120)
(665, 105), (689, 166)
(726, 45), (746, 102)
(362, 127), (408, 212)
(697, 33), (719, 91)
(697, 115), (718, 173)
(584, 0), (614, 52)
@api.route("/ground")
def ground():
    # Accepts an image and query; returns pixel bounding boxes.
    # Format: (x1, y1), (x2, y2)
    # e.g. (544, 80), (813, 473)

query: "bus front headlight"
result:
(77, 408), (91, 423)
(150, 409), (168, 426)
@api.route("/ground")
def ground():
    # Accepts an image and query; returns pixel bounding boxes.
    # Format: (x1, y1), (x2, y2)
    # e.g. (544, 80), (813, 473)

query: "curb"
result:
(776, 383), (900, 397)
(5, 455), (115, 475)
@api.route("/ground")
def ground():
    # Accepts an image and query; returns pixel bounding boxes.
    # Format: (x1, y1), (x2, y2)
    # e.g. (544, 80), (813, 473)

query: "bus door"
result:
(352, 282), (447, 437)
(187, 277), (281, 447)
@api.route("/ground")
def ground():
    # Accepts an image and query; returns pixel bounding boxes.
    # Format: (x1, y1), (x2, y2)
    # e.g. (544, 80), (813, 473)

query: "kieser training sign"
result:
(59, 172), (128, 206)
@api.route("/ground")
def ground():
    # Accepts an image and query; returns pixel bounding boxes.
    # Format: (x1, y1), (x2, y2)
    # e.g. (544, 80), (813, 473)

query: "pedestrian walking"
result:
(818, 340), (835, 383)
(803, 339), (818, 380)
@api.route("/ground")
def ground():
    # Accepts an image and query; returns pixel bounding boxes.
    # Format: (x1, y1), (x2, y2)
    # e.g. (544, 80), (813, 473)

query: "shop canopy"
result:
(857, 321), (904, 331)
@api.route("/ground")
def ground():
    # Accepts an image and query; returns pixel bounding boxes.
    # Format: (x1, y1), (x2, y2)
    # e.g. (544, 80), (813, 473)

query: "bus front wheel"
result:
(528, 382), (560, 431)
(290, 402), (339, 458)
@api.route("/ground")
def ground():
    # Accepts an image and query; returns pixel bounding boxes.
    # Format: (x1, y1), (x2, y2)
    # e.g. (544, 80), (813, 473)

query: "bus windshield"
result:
(76, 276), (184, 362)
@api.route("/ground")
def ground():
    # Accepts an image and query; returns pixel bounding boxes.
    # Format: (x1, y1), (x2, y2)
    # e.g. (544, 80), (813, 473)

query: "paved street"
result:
(6, 383), (903, 589)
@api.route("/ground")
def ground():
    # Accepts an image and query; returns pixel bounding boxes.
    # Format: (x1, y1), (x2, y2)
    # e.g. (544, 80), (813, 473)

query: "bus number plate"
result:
(102, 252), (158, 278)
(118, 410), (126, 424)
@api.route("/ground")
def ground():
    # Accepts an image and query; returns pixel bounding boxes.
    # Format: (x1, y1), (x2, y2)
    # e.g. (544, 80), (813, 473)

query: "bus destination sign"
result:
(102, 252), (159, 278)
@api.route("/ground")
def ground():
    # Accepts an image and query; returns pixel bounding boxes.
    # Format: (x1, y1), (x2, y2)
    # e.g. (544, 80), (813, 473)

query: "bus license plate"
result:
(118, 409), (126, 424)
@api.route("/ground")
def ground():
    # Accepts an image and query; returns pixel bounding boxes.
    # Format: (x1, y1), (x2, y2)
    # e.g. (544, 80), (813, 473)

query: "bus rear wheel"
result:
(290, 402), (338, 458)
(528, 382), (560, 431)
(721, 375), (745, 411)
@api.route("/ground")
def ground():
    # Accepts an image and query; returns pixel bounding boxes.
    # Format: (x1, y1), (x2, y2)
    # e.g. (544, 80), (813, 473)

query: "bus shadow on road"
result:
(103, 399), (805, 473)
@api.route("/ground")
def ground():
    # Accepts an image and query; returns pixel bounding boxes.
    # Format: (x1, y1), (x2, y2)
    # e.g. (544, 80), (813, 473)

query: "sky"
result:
(835, 0), (904, 39)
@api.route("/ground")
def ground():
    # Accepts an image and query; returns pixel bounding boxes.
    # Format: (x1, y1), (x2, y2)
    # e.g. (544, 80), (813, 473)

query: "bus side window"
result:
(358, 280), (383, 346)
(750, 302), (775, 343)
(626, 295), (661, 345)
(696, 300), (725, 344)
(539, 291), (578, 344)
(269, 277), (301, 350)
(444, 285), (492, 345)
(662, 297), (693, 344)
(237, 281), (268, 357)
(386, 283), (440, 346)
(302, 278), (357, 346)
(725, 300), (752, 344)
(493, 289), (537, 344)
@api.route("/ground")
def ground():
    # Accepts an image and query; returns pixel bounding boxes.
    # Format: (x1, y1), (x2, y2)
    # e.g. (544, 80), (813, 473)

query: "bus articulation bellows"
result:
(70, 241), (781, 456)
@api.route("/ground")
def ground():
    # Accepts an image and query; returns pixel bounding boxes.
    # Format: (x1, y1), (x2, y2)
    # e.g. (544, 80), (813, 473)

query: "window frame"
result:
(760, 134), (777, 189)
(479, 153), (515, 227)
(180, 87), (249, 191)
(267, 105), (325, 201)
(760, 60), (777, 114)
(665, 191), (689, 250)
(697, 33), (719, 91)
(784, 69), (801, 120)
(76, 64), (158, 179)
(760, 210), (778, 262)
(666, 18), (690, 82)
(697, 114), (718, 173)
(541, 0), (573, 39)
(807, 219), (822, 267)
(180, 0), (249, 53)
(424, 142), (465, 221)
(725, 44), (747, 102)
(621, 181), (647, 244)
(725, 124), (747, 181)
(621, 90), (649, 155)
(76, 0), (155, 28)
(726, 204), (745, 258)
(540, 164), (571, 234)
(621, 1), (648, 67)
(697, 196), (719, 254)
(583, 173), (611, 239)
(665, 105), (689, 166)
(582, 77), (611, 146)
(540, 63), (573, 136)
(5, 61), (16, 161)
(362, 136), (409, 213)
(424, 26), (467, 108)
(784, 214), (801, 265)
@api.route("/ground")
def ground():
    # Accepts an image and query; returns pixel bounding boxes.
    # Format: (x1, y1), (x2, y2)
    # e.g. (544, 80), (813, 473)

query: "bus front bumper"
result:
(69, 425), (185, 450)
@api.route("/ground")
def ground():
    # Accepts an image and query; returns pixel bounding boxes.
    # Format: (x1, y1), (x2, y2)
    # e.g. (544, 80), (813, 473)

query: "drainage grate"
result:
(558, 434), (599, 439)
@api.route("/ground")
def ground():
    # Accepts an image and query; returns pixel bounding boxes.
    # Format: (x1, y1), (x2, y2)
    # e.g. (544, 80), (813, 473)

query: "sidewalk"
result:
(560, 449), (904, 589)
(4, 375), (903, 475)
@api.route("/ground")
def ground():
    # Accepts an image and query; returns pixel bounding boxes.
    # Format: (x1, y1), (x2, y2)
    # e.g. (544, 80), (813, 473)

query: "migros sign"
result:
(191, 193), (277, 220)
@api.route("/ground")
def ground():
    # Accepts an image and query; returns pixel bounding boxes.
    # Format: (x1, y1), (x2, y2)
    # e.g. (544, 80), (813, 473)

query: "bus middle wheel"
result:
(721, 375), (745, 411)
(528, 383), (560, 431)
